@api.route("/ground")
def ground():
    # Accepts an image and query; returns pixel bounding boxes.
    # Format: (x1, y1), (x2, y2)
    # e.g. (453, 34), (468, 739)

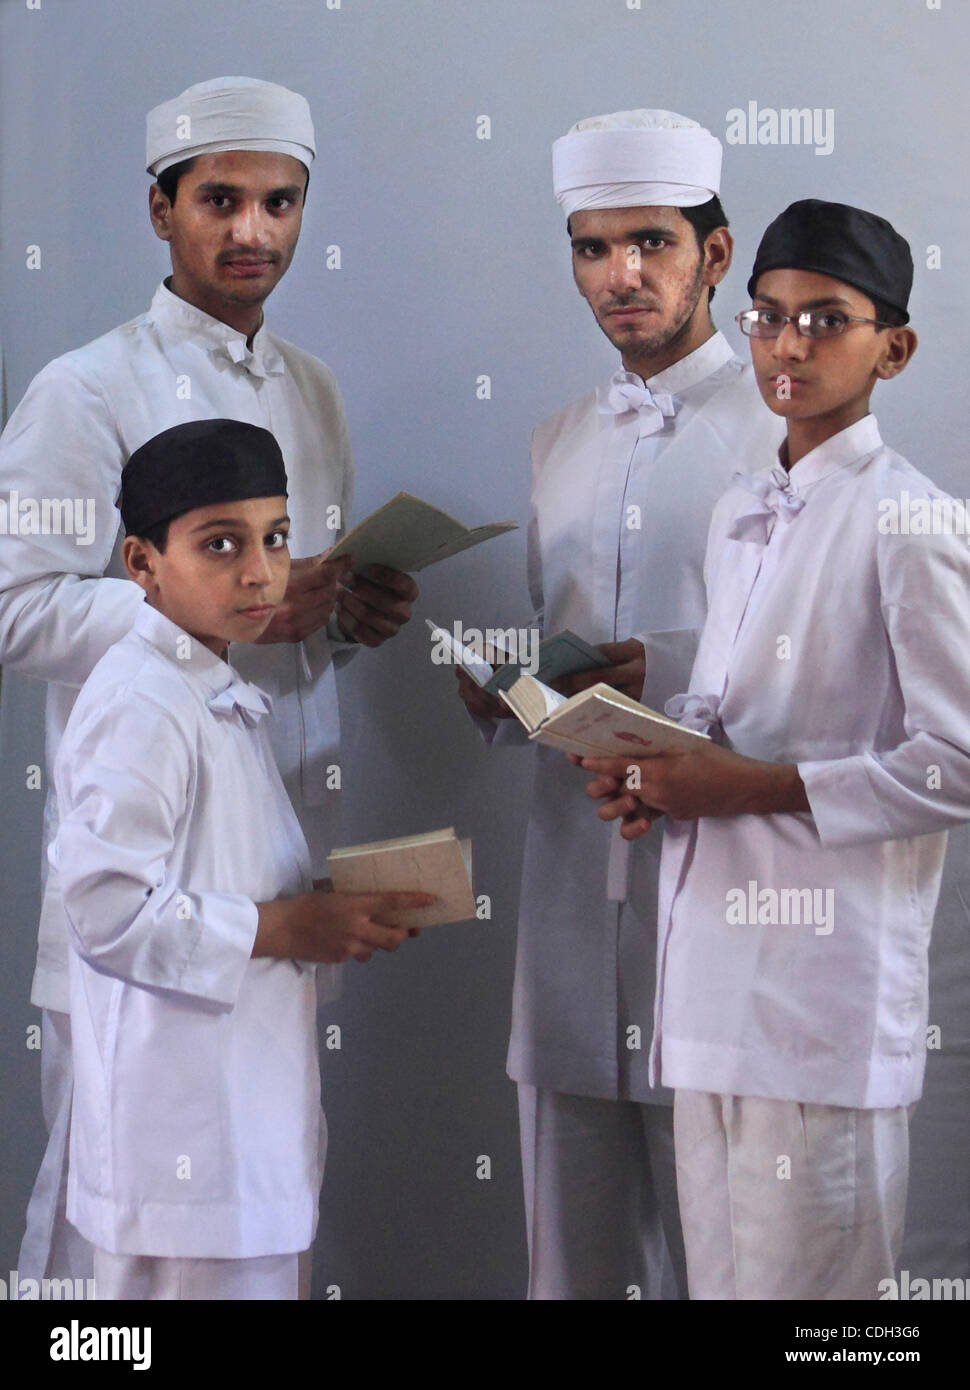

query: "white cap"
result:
(552, 108), (721, 219)
(146, 76), (315, 176)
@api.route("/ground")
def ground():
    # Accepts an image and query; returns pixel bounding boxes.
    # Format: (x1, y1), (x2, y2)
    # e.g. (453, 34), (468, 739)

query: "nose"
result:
(771, 320), (809, 360)
(230, 201), (270, 248)
(241, 543), (273, 586)
(607, 244), (643, 293)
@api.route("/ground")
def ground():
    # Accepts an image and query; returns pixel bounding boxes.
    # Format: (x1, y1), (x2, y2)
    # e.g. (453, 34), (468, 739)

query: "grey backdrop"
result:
(1, 0), (967, 1299)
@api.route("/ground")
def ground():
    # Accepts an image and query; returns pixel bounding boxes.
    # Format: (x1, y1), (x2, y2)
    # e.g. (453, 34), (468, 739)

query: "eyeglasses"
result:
(736, 308), (892, 340)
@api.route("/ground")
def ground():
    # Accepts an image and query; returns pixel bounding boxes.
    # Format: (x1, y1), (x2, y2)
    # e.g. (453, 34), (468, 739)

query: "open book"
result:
(327, 493), (517, 575)
(326, 827), (476, 928)
(499, 675), (710, 757)
(426, 619), (609, 695)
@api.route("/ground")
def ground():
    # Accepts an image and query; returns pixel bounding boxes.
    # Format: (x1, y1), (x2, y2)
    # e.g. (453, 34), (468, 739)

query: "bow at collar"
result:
(598, 371), (679, 439)
(208, 678), (273, 727)
(728, 464), (805, 545)
(216, 337), (285, 380)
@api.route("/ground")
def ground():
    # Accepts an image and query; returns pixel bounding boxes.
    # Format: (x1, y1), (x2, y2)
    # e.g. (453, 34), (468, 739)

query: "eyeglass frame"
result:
(735, 307), (894, 339)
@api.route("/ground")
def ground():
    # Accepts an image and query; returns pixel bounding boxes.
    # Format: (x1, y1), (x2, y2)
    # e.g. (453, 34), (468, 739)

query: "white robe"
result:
(653, 414), (970, 1108)
(504, 332), (784, 1102)
(52, 603), (323, 1259)
(0, 280), (354, 1014)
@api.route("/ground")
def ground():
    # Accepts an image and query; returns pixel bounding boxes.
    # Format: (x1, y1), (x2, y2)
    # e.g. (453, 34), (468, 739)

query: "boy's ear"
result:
(123, 535), (158, 591)
(876, 325), (918, 380)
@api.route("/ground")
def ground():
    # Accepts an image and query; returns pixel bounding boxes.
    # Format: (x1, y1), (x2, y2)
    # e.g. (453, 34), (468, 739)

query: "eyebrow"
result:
(195, 181), (303, 200)
(190, 514), (291, 534)
(753, 293), (854, 310)
(570, 225), (677, 247)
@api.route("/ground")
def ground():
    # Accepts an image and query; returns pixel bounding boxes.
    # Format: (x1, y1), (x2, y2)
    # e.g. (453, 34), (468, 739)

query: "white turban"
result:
(146, 77), (315, 176)
(552, 108), (721, 219)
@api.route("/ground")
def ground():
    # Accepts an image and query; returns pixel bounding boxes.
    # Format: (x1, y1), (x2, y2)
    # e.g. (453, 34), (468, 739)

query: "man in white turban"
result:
(1, 76), (418, 1298)
(458, 109), (783, 1299)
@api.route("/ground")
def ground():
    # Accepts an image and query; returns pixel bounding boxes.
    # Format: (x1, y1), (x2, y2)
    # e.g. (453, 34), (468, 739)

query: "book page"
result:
(499, 674), (568, 731)
(327, 829), (477, 928)
(328, 492), (517, 574)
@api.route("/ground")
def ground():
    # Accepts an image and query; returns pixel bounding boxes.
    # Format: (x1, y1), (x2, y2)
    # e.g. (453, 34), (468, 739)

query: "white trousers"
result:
(674, 1089), (912, 1300)
(518, 1084), (687, 1300)
(18, 1009), (93, 1283)
(93, 1248), (301, 1301)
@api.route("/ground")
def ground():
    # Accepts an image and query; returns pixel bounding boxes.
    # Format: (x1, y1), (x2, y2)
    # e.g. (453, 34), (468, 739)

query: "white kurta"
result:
(653, 414), (970, 1108)
(506, 332), (784, 1102)
(52, 602), (323, 1259)
(0, 280), (354, 1013)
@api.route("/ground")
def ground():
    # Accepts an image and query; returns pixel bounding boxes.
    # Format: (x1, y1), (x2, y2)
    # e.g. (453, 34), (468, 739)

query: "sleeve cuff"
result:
(798, 754), (893, 849)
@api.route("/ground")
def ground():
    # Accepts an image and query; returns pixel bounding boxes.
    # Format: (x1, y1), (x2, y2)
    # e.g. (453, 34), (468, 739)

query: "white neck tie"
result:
(599, 372), (678, 439)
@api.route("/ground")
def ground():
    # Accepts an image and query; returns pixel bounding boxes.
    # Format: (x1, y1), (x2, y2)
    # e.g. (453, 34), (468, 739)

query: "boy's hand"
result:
(554, 639), (646, 701)
(254, 888), (434, 963)
(455, 667), (514, 720)
(255, 550), (354, 644)
(571, 743), (809, 835)
(333, 565), (418, 647)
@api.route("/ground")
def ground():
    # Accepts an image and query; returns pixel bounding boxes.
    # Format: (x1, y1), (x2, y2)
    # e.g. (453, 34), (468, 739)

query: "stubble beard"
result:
(598, 257), (707, 371)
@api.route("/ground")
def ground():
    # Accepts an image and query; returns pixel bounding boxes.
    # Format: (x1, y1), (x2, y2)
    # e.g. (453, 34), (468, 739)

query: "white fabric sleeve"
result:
(51, 697), (258, 1008)
(317, 400), (359, 669)
(0, 357), (143, 685)
(800, 528), (970, 847)
(467, 443), (541, 749)
(631, 627), (702, 711)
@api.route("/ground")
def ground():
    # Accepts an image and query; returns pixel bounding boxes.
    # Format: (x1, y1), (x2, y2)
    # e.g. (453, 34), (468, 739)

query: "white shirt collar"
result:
(148, 280), (285, 379)
(783, 413), (883, 492)
(132, 599), (236, 697)
(635, 330), (736, 396)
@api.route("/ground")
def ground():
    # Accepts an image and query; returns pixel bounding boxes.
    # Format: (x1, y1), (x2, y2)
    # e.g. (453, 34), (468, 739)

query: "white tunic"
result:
(653, 414), (970, 1109)
(0, 281), (354, 1012)
(51, 602), (321, 1258)
(506, 332), (784, 1101)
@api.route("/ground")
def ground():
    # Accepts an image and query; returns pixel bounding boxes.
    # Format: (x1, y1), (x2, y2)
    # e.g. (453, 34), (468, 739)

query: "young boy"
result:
(50, 418), (431, 1300)
(575, 200), (970, 1299)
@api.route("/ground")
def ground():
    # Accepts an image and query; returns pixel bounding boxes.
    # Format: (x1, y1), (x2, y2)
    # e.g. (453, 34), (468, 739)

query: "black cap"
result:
(120, 418), (288, 536)
(747, 199), (913, 323)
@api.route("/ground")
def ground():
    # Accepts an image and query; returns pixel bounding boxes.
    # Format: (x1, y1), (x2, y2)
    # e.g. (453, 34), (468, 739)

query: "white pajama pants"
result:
(18, 1009), (93, 1283)
(93, 1248), (301, 1301)
(674, 1089), (912, 1300)
(518, 1084), (687, 1300)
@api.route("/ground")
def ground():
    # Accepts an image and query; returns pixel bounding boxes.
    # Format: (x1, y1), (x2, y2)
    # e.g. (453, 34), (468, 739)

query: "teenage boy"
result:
(577, 199), (970, 1298)
(0, 76), (416, 1284)
(51, 419), (431, 1300)
(456, 109), (783, 1299)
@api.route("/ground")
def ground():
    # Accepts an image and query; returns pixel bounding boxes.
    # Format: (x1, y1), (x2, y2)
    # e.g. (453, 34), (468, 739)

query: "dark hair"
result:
(155, 157), (197, 206)
(680, 195), (729, 303)
(129, 517), (172, 553)
(153, 155), (310, 206)
(866, 292), (908, 329)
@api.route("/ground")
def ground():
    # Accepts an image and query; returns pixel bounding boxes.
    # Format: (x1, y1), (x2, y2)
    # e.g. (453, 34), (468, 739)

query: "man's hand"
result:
(572, 743), (810, 840)
(256, 551), (354, 644)
(555, 639), (646, 701)
(333, 564), (418, 647)
(455, 666), (515, 720)
(254, 887), (435, 964)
